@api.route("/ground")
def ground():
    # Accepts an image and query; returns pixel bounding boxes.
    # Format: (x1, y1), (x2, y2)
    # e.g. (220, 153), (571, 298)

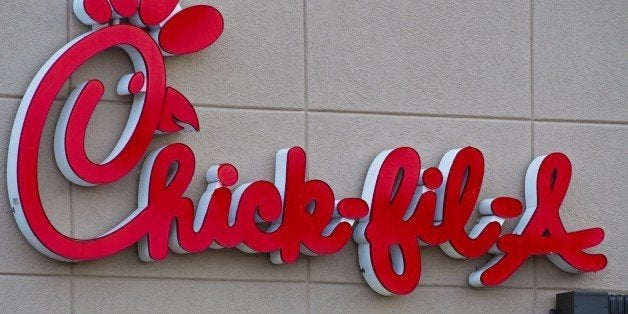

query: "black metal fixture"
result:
(549, 291), (627, 314)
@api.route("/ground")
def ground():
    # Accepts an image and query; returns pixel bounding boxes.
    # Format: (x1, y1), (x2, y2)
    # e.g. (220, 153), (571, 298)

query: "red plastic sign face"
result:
(6, 0), (606, 296)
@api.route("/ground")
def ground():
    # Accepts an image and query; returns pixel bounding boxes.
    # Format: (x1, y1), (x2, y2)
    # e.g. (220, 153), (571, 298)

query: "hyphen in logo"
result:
(7, 0), (607, 296)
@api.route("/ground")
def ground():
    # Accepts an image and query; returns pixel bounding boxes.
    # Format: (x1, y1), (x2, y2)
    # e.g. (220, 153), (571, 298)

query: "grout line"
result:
(303, 1), (310, 115)
(309, 281), (364, 286)
(0, 95), (68, 102)
(530, 1), (538, 312)
(69, 183), (75, 307)
(0, 94), (626, 126)
(308, 108), (531, 121)
(70, 275), (75, 314)
(0, 271), (508, 288)
(309, 280), (538, 290)
(303, 1), (312, 313)
(532, 118), (628, 126)
(66, 0), (71, 43)
(67, 0), (73, 98)
(67, 3), (75, 313)
(308, 109), (628, 125)
(69, 186), (75, 239)
(77, 275), (306, 284)
(530, 0), (535, 125)
(6, 271), (623, 294)
(0, 272), (307, 284)
(306, 258), (312, 314)
(179, 103), (306, 113)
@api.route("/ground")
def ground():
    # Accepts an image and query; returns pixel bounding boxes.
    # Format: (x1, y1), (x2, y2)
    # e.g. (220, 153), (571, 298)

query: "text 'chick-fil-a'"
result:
(6, 0), (606, 296)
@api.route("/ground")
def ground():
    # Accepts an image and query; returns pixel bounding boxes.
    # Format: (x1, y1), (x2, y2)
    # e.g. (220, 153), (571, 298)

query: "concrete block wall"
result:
(0, 0), (626, 313)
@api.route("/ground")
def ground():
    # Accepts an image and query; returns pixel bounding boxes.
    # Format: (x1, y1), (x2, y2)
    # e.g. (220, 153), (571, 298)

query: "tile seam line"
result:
(533, 118), (628, 126)
(308, 109), (530, 121)
(67, 1), (76, 313)
(0, 95), (69, 102)
(0, 272), (542, 290)
(11, 271), (618, 292)
(309, 281), (536, 290)
(302, 1), (311, 313)
(1, 95), (627, 125)
(4, 275), (623, 292)
(307, 111), (628, 125)
(530, 0), (537, 312)
(305, 110), (628, 125)
(0, 272), (308, 283)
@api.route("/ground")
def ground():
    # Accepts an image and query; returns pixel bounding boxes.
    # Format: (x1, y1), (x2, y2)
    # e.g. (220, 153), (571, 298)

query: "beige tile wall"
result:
(0, 0), (625, 313)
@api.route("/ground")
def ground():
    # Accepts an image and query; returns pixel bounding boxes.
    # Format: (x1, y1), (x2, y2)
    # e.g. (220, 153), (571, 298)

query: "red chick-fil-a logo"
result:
(6, 0), (607, 296)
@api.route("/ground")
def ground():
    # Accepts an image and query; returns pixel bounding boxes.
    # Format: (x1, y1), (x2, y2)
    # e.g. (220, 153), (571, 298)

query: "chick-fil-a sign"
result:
(6, 0), (607, 296)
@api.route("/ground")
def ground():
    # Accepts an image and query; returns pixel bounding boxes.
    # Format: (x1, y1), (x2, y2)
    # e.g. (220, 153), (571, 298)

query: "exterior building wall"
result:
(0, 1), (626, 313)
